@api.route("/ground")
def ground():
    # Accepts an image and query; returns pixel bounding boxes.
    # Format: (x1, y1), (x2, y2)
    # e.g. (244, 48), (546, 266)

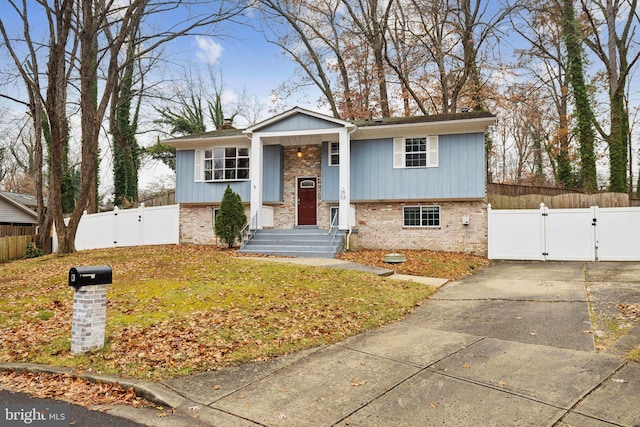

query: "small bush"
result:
(24, 243), (44, 259)
(215, 185), (247, 248)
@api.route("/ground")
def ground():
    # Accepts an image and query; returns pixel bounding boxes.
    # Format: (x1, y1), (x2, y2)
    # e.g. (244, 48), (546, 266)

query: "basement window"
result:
(403, 206), (441, 228)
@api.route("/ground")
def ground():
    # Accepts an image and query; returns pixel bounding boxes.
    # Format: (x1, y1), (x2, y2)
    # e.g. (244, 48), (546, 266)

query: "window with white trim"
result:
(329, 142), (339, 166)
(195, 147), (249, 182)
(330, 206), (339, 225)
(393, 136), (438, 168)
(403, 206), (441, 228)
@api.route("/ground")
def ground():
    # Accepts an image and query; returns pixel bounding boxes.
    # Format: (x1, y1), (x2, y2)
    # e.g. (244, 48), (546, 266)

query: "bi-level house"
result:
(165, 107), (496, 257)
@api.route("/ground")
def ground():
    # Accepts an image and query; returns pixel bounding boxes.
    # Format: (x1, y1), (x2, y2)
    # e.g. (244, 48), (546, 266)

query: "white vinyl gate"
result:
(54, 204), (179, 252)
(488, 204), (640, 261)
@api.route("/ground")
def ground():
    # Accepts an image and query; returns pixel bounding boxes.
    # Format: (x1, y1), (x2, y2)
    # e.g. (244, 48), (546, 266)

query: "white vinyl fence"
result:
(488, 204), (640, 261)
(54, 204), (179, 252)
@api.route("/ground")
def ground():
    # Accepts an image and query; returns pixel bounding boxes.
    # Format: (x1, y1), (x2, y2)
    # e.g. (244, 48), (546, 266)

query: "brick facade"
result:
(272, 145), (333, 229)
(179, 204), (251, 246)
(71, 284), (109, 354)
(350, 200), (488, 255)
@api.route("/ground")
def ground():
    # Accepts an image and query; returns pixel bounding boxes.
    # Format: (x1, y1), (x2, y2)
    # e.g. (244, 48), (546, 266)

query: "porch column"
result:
(338, 128), (351, 230)
(250, 133), (263, 229)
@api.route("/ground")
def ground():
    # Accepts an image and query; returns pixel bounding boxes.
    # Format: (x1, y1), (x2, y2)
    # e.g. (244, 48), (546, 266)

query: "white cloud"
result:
(222, 89), (238, 104)
(195, 36), (223, 64)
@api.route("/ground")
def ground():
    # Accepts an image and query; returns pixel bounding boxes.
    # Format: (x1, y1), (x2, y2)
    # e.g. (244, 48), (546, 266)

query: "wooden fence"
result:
(137, 190), (175, 207)
(0, 234), (38, 263)
(488, 192), (630, 209)
(0, 224), (37, 237)
(487, 183), (631, 209)
(487, 183), (583, 197)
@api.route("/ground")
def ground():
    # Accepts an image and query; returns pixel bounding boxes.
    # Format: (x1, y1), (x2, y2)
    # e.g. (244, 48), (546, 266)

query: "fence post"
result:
(539, 203), (548, 261)
(138, 203), (145, 246)
(113, 206), (119, 247)
(592, 205), (599, 261)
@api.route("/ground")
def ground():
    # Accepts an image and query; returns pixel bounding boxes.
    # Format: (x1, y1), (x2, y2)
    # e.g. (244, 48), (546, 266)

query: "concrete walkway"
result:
(4, 260), (638, 426)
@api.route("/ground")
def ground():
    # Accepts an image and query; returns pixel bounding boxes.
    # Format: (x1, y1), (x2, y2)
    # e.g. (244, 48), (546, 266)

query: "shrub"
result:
(214, 185), (247, 248)
(24, 243), (44, 259)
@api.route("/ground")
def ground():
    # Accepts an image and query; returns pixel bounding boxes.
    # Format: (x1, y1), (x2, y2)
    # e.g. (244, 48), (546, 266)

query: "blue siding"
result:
(322, 133), (485, 201)
(175, 145), (283, 203)
(263, 145), (283, 202)
(260, 114), (339, 132)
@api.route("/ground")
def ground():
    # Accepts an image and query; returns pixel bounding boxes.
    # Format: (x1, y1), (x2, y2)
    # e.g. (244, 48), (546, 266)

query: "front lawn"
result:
(0, 245), (443, 380)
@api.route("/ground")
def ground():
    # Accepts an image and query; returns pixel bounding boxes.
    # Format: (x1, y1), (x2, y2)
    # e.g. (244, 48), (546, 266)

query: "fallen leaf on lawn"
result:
(157, 412), (167, 418)
(530, 332), (537, 336)
(498, 380), (506, 387)
(463, 363), (471, 369)
(515, 316), (523, 320)
(213, 384), (222, 390)
(279, 414), (288, 419)
(429, 402), (437, 408)
(189, 406), (200, 411)
(583, 330), (593, 334)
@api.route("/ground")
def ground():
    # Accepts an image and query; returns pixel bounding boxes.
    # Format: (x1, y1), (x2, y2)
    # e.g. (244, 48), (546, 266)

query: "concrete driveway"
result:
(121, 261), (640, 426)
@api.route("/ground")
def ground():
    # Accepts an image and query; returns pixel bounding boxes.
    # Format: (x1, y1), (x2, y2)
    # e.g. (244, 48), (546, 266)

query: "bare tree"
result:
(511, 0), (575, 188)
(1, 0), (248, 253)
(580, 0), (640, 192)
(258, 0), (341, 117)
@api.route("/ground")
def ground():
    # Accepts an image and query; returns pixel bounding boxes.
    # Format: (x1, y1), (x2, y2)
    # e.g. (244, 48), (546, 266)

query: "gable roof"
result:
(244, 106), (354, 133)
(0, 191), (38, 224)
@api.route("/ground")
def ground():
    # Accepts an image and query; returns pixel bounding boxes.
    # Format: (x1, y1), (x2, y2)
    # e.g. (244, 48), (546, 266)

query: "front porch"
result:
(246, 108), (354, 233)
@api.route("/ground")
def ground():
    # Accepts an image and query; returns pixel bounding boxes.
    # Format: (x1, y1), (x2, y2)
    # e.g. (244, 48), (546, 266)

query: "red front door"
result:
(297, 178), (317, 226)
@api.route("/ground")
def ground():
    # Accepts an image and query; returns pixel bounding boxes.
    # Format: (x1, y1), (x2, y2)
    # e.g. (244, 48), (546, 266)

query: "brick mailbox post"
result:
(68, 266), (112, 355)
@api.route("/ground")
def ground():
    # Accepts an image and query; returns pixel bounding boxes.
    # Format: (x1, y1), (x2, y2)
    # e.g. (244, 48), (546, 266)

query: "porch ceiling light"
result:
(297, 147), (302, 158)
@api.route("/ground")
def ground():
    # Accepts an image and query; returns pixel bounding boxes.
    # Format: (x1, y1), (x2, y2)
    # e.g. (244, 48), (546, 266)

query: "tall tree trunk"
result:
(607, 90), (628, 191)
(561, 0), (597, 192)
(556, 107), (574, 188)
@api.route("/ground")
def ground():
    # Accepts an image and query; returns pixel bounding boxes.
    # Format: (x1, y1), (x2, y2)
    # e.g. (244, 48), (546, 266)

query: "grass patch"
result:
(627, 346), (640, 362)
(0, 245), (448, 380)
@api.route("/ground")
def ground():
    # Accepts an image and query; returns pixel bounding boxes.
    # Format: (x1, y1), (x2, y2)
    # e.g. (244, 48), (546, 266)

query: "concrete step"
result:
(241, 229), (346, 258)
(238, 248), (337, 258)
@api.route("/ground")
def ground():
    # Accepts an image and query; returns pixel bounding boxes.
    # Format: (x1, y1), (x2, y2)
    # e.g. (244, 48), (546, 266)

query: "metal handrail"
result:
(240, 214), (258, 248)
(328, 212), (340, 249)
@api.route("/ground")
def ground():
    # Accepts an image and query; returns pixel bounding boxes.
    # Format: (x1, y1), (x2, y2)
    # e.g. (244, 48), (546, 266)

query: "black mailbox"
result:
(69, 266), (112, 288)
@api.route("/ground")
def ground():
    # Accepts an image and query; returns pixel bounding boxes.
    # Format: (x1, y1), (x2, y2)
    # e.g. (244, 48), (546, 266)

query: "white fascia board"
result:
(352, 117), (497, 140)
(165, 134), (250, 150)
(244, 106), (354, 134)
(247, 127), (350, 139)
